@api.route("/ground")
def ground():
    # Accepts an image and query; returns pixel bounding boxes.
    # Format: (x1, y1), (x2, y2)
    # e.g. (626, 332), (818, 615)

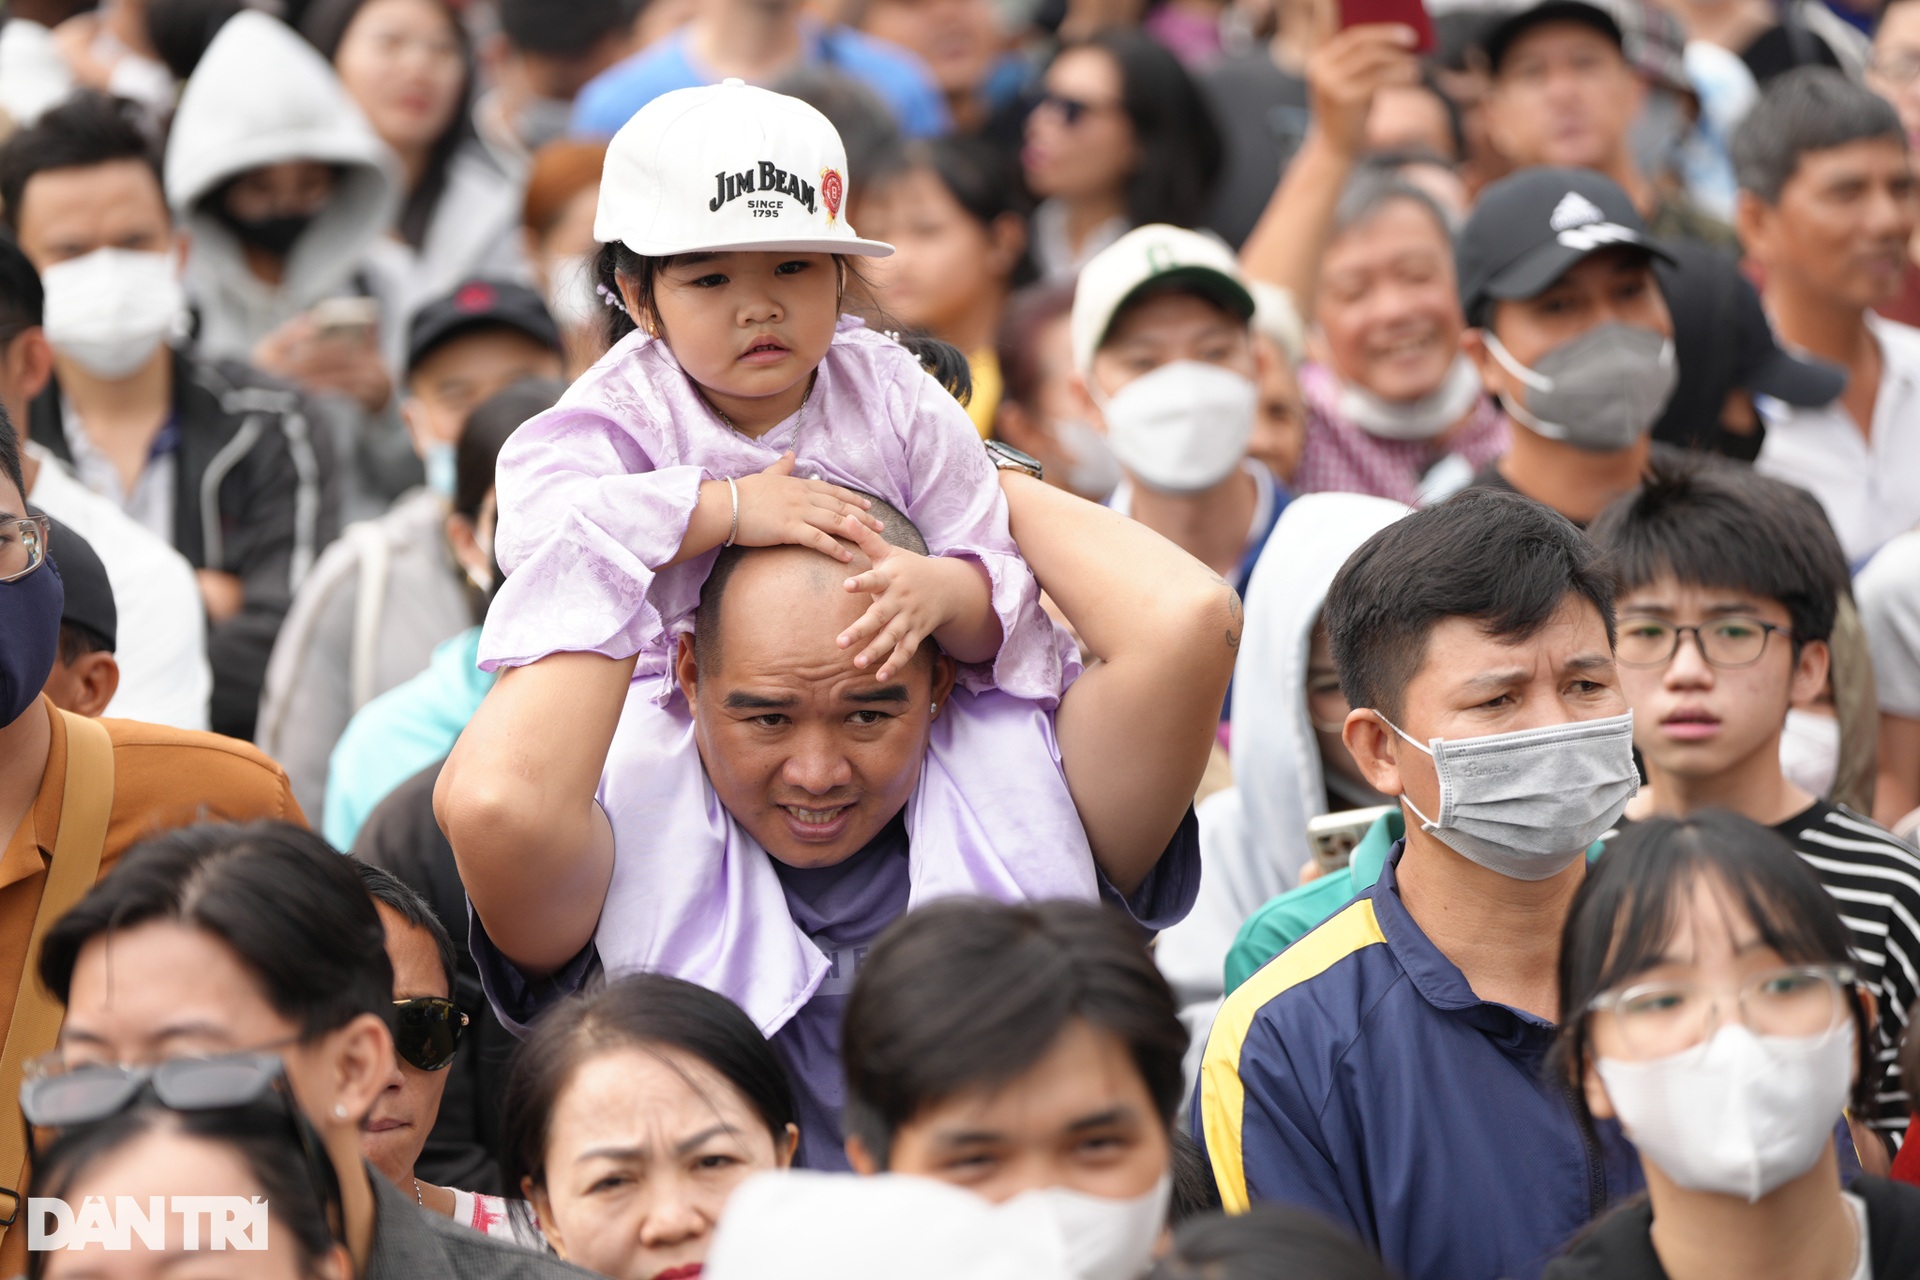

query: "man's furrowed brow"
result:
(724, 690), (799, 710)
(846, 684), (911, 705)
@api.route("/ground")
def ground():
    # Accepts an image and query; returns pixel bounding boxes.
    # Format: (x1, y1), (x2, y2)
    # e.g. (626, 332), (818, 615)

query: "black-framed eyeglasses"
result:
(12, 1052), (340, 1236)
(1615, 617), (1794, 669)
(392, 998), (467, 1073)
(0, 516), (51, 585)
(1035, 92), (1122, 127)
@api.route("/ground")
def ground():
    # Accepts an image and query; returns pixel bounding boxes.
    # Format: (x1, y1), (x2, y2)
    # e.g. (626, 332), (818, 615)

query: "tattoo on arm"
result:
(1224, 580), (1243, 651)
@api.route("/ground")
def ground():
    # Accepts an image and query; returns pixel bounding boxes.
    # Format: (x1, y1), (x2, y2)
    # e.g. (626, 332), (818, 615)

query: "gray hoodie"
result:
(164, 10), (402, 362)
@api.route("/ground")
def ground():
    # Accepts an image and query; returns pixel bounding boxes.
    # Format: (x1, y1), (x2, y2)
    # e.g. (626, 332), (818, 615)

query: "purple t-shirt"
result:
(472, 809), (1201, 1170)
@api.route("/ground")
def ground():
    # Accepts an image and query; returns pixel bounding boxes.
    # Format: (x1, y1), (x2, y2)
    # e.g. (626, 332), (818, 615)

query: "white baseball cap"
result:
(1070, 224), (1256, 374)
(594, 79), (893, 258)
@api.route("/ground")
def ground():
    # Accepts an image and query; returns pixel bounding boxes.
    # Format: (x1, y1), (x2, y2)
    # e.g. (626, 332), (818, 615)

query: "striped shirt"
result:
(1780, 801), (1920, 1142)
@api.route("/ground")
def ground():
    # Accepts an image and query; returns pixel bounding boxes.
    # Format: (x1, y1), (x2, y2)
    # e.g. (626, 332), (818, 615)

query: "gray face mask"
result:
(1483, 324), (1678, 452)
(1378, 711), (1640, 880)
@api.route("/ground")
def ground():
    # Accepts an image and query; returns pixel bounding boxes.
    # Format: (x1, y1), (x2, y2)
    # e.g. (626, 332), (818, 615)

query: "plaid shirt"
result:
(1293, 363), (1509, 506)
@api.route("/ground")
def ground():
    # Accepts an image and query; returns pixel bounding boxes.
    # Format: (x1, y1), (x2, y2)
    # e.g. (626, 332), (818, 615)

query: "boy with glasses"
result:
(1590, 457), (1920, 1151)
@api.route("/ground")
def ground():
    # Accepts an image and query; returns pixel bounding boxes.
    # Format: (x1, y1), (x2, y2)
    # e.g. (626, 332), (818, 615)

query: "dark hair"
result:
(995, 280), (1077, 414)
(456, 377), (562, 520)
(0, 386), (25, 501)
(1056, 30), (1224, 230)
(352, 859), (456, 994)
(1326, 488), (1617, 720)
(1589, 455), (1848, 646)
(145, 0), (246, 80)
(500, 974), (795, 1193)
(841, 899), (1188, 1166)
(1168, 1128), (1221, 1225)
(893, 332), (973, 406)
(497, 0), (636, 55)
(1552, 811), (1878, 1126)
(0, 92), (164, 237)
(58, 623), (113, 664)
(692, 491), (928, 676)
(40, 822), (394, 1039)
(0, 233), (45, 340)
(301, 0), (477, 250)
(26, 1103), (342, 1280)
(871, 136), (1036, 289)
(590, 241), (863, 348)
(1732, 67), (1905, 204)
(1147, 1206), (1396, 1280)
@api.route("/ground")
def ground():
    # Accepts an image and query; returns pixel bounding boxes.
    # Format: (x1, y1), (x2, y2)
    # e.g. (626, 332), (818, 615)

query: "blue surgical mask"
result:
(0, 559), (63, 726)
(424, 441), (458, 500)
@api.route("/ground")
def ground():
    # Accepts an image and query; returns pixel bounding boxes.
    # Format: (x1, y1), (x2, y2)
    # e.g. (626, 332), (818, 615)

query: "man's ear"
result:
(844, 1134), (881, 1176)
(1790, 638), (1831, 709)
(7, 327), (56, 410)
(675, 633), (700, 707)
(1462, 326), (1501, 397)
(66, 651), (118, 718)
(400, 397), (429, 458)
(1069, 370), (1106, 434)
(777, 1123), (800, 1168)
(1734, 189), (1777, 265)
(1341, 708), (1407, 799)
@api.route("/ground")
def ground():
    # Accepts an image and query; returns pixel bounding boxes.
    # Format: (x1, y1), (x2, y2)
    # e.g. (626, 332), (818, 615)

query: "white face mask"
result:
(1095, 361), (1256, 495)
(1053, 418), (1122, 501)
(1779, 709), (1841, 800)
(1597, 1021), (1854, 1203)
(40, 248), (184, 381)
(1000, 1174), (1170, 1280)
(1334, 354), (1484, 441)
(546, 253), (600, 331)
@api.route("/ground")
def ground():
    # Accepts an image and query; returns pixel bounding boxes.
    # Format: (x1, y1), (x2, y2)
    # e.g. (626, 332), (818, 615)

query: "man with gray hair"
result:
(1738, 66), (1920, 566)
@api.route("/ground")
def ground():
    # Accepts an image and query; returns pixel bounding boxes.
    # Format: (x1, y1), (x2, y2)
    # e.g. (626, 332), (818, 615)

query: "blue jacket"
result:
(1193, 844), (1644, 1280)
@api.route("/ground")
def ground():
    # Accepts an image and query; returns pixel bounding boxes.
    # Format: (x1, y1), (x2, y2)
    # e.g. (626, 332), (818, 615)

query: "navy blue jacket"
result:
(1193, 844), (1644, 1280)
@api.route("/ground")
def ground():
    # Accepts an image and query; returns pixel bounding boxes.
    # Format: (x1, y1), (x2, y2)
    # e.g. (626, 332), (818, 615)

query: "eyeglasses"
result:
(1615, 617), (1793, 669)
(1870, 53), (1920, 86)
(0, 516), (51, 585)
(13, 1051), (340, 1234)
(1587, 963), (1854, 1060)
(392, 997), (467, 1073)
(1035, 92), (1123, 127)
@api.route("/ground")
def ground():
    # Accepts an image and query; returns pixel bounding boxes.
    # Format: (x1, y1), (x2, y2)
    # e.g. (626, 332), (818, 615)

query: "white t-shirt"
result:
(26, 444), (212, 730)
(1757, 313), (1920, 566)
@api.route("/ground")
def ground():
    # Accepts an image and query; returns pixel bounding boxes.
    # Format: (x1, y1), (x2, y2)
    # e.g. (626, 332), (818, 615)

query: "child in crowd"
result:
(474, 82), (1093, 1038)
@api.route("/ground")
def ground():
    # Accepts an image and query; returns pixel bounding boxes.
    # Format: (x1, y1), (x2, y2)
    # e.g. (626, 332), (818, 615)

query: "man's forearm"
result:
(1001, 473), (1239, 892)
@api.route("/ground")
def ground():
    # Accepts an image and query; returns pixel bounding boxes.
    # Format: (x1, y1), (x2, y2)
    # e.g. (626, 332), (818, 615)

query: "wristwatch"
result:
(985, 439), (1044, 482)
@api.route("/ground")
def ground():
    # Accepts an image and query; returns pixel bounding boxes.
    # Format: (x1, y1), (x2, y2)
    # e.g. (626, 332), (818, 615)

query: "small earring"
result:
(930, 704), (939, 718)
(332, 1104), (348, 1119)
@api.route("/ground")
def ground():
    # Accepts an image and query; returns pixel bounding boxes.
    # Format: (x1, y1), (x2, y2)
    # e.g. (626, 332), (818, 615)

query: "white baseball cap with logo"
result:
(1069, 224), (1255, 374)
(594, 78), (893, 258)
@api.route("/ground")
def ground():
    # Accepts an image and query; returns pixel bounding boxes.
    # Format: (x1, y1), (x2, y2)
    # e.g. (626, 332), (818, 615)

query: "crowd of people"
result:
(3, 0), (1920, 1275)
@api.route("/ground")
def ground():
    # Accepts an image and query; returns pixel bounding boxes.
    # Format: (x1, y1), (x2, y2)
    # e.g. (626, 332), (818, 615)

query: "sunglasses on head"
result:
(392, 997), (468, 1073)
(13, 1052), (340, 1234)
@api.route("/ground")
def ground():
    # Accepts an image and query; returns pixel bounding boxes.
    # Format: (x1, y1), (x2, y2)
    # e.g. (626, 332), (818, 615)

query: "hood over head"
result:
(1228, 492), (1411, 881)
(163, 10), (400, 351)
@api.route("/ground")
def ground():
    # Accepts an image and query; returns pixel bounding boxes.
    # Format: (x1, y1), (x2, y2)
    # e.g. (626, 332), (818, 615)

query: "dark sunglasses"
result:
(12, 1052), (339, 1233)
(392, 997), (468, 1073)
(1036, 92), (1119, 127)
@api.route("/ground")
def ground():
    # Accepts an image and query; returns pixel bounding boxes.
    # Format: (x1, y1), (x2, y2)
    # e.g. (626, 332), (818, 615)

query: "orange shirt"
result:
(0, 698), (302, 1270)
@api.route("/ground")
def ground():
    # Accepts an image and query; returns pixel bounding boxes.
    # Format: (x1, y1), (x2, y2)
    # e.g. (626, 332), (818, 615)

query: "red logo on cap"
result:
(454, 282), (498, 313)
(820, 168), (843, 225)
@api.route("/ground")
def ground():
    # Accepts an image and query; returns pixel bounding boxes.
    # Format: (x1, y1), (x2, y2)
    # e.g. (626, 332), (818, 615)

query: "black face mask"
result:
(213, 205), (317, 257)
(0, 561), (62, 727)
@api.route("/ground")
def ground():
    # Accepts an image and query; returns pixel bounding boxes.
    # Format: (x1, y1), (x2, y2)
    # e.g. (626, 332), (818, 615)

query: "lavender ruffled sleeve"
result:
(478, 397), (709, 671)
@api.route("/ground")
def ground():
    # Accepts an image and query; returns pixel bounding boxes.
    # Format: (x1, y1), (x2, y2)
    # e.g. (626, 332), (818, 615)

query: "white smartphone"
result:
(1306, 805), (1398, 876)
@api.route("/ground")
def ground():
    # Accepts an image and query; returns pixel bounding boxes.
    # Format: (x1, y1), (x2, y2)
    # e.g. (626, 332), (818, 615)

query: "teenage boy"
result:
(1590, 458), (1920, 1146)
(0, 90), (338, 740)
(1196, 488), (1643, 1280)
(1736, 68), (1920, 566)
(842, 898), (1185, 1267)
(257, 282), (563, 820)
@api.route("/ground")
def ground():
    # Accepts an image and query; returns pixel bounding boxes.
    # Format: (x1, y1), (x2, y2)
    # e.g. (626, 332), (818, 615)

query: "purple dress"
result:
(480, 317), (1097, 1033)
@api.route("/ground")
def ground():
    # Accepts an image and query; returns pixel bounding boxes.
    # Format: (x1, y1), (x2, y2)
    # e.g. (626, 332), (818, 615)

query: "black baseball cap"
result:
(1457, 167), (1674, 328)
(41, 515), (115, 653)
(1485, 0), (1623, 73)
(406, 279), (563, 375)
